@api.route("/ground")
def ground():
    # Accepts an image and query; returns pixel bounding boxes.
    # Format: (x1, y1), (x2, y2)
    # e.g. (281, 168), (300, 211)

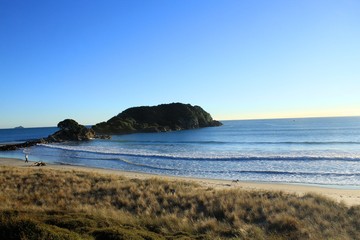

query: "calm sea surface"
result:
(1, 117), (360, 188)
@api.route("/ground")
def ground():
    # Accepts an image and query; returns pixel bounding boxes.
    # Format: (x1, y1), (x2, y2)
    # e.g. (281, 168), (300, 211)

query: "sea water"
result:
(1, 117), (360, 188)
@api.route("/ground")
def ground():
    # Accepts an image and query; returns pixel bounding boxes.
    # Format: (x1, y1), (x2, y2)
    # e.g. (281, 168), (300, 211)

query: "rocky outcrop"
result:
(92, 103), (222, 135)
(46, 119), (95, 142)
(0, 119), (101, 151)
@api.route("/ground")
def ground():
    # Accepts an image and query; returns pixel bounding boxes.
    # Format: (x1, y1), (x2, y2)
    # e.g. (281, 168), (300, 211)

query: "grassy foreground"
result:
(0, 166), (360, 240)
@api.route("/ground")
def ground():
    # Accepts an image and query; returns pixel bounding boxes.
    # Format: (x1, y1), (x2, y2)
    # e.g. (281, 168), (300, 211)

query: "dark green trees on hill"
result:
(92, 103), (222, 135)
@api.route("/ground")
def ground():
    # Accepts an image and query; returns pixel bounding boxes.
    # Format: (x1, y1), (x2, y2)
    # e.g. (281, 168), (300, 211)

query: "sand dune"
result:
(1, 157), (359, 206)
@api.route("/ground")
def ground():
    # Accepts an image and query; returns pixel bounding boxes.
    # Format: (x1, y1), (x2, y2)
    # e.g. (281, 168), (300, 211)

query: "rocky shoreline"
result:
(1, 103), (222, 151)
(0, 119), (109, 151)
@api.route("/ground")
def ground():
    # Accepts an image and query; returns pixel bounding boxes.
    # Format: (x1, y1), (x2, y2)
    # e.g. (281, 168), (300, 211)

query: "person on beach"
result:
(25, 154), (28, 163)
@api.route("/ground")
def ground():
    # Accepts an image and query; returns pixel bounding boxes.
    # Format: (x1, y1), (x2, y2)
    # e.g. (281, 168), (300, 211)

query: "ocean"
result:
(1, 117), (360, 188)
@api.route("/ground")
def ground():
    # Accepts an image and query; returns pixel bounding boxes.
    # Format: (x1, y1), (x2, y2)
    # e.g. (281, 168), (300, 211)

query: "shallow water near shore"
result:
(1, 117), (360, 188)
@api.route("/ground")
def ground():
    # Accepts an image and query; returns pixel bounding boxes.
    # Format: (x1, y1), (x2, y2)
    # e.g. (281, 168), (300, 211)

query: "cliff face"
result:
(92, 103), (222, 135)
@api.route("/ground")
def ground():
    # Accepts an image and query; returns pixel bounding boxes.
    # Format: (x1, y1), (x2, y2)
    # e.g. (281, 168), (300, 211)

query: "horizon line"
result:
(1, 115), (359, 130)
(218, 114), (360, 122)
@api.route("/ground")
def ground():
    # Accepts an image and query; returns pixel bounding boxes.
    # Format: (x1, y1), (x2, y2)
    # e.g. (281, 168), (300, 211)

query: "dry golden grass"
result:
(0, 165), (360, 239)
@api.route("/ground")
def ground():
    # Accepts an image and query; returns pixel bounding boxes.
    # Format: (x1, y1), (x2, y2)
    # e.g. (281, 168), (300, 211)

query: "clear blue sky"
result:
(1, 0), (359, 128)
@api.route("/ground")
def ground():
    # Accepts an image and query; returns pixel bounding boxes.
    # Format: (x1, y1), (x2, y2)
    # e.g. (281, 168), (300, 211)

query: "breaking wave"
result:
(38, 143), (360, 162)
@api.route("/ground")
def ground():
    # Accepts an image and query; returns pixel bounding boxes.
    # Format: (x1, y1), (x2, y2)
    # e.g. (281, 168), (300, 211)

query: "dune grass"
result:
(0, 166), (360, 239)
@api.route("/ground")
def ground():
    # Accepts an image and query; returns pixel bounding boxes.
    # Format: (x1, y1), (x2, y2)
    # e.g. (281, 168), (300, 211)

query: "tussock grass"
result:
(0, 166), (359, 239)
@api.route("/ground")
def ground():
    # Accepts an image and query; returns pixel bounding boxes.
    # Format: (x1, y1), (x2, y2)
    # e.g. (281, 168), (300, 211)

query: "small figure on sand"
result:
(33, 161), (46, 166)
(25, 154), (28, 163)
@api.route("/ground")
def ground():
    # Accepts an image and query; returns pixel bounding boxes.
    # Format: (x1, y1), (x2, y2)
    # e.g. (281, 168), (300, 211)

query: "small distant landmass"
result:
(14, 126), (24, 129)
(1, 103), (222, 151)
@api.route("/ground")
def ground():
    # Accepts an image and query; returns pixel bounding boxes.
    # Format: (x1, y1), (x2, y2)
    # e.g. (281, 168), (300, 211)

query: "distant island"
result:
(1, 103), (222, 151)
(14, 126), (24, 129)
(92, 103), (222, 135)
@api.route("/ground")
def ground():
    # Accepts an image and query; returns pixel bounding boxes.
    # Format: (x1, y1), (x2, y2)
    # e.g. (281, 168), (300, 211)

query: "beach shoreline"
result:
(1, 157), (359, 206)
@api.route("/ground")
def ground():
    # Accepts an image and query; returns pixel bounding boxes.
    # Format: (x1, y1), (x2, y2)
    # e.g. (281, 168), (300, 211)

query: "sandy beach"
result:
(1, 157), (359, 206)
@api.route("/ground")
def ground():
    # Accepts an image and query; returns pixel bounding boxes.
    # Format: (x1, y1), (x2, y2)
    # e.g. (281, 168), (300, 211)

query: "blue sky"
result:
(1, 0), (359, 128)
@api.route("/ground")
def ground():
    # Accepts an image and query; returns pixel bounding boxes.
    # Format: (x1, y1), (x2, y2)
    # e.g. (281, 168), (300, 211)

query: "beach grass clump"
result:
(0, 166), (360, 239)
(0, 210), (85, 240)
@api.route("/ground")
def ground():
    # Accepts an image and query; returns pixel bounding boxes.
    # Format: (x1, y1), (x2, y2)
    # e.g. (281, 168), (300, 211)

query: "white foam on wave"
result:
(32, 143), (360, 187)
(38, 143), (360, 161)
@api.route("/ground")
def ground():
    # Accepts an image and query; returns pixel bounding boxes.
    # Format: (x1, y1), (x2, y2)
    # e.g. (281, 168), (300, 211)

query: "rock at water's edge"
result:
(0, 119), (104, 151)
(47, 119), (96, 142)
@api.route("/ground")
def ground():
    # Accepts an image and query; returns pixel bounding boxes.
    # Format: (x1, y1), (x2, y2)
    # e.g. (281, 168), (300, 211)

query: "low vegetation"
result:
(0, 166), (359, 239)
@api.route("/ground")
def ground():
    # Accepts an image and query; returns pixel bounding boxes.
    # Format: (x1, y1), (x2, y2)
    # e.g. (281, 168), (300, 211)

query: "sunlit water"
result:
(1, 117), (360, 188)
